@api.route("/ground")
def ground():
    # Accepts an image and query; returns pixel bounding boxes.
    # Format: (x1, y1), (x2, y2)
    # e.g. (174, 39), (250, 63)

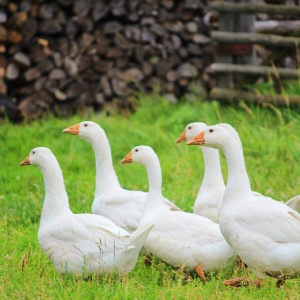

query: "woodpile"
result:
(0, 0), (212, 121)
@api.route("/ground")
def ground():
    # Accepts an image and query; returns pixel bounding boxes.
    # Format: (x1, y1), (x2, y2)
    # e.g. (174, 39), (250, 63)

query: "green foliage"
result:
(1, 94), (300, 298)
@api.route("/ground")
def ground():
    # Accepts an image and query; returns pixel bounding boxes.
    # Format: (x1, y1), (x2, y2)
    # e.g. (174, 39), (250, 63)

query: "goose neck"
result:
(89, 133), (120, 195)
(39, 158), (70, 225)
(200, 146), (225, 190)
(141, 155), (166, 220)
(222, 141), (252, 199)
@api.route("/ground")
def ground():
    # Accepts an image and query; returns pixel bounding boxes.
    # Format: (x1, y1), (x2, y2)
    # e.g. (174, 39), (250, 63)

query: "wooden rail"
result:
(210, 63), (300, 78)
(209, 0), (300, 105)
(211, 31), (300, 47)
(210, 87), (300, 107)
(210, 2), (300, 15)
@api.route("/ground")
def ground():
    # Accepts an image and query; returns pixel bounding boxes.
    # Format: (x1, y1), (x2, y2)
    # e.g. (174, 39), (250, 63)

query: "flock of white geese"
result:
(19, 121), (300, 288)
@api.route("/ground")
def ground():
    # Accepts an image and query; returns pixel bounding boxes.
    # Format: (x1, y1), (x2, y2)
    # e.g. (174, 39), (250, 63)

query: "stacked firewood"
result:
(0, 0), (212, 121)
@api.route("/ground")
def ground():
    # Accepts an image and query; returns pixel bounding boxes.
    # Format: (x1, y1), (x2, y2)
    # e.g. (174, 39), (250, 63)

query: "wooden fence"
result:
(209, 0), (300, 106)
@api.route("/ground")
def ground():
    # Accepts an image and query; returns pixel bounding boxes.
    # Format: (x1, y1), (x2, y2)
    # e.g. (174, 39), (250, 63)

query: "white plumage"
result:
(63, 121), (180, 233)
(187, 124), (300, 287)
(176, 122), (225, 222)
(20, 147), (152, 277)
(121, 145), (236, 281)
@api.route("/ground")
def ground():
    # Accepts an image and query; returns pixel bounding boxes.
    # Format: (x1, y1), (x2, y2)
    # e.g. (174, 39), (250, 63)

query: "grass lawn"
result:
(1, 95), (300, 299)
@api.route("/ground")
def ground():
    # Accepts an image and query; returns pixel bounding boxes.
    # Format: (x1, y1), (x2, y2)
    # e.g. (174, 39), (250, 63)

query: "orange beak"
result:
(20, 154), (30, 166)
(120, 151), (132, 164)
(187, 131), (205, 145)
(175, 129), (186, 143)
(62, 123), (80, 135)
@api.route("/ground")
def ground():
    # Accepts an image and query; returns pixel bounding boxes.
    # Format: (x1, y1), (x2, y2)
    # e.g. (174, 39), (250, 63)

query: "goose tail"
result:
(129, 224), (153, 251)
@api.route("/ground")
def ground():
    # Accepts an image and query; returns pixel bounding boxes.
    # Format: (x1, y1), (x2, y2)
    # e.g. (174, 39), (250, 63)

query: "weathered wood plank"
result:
(210, 87), (300, 107)
(212, 31), (300, 47)
(210, 2), (300, 15)
(210, 63), (300, 78)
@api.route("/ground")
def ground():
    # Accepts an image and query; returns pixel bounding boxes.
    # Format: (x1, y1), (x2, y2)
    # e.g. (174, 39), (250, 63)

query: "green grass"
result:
(1, 94), (300, 299)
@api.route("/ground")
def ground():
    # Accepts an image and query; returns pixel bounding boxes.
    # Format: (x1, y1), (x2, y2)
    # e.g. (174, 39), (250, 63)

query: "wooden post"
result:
(217, 0), (234, 88)
(215, 0), (255, 88)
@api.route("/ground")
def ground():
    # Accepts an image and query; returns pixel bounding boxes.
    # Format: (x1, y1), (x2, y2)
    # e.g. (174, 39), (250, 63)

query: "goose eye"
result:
(135, 149), (138, 152)
(84, 123), (88, 127)
(188, 126), (191, 130)
(32, 151), (35, 154)
(209, 129), (214, 133)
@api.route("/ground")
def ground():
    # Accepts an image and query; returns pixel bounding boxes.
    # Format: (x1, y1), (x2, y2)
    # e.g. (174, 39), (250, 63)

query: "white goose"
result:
(121, 145), (236, 281)
(176, 122), (225, 222)
(187, 124), (300, 287)
(177, 122), (300, 223)
(63, 121), (180, 233)
(20, 147), (153, 277)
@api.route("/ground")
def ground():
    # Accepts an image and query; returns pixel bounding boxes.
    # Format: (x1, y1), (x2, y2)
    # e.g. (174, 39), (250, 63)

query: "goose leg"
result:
(276, 278), (285, 288)
(194, 264), (206, 282)
(223, 277), (264, 288)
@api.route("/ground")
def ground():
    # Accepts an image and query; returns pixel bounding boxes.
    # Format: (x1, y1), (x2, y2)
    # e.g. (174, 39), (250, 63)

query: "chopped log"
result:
(165, 20), (184, 33)
(0, 66), (5, 78)
(210, 87), (300, 107)
(6, 63), (19, 80)
(38, 3), (59, 19)
(150, 23), (166, 37)
(166, 70), (177, 82)
(49, 68), (66, 80)
(18, 91), (54, 120)
(186, 21), (198, 33)
(13, 52), (30, 68)
(142, 62), (153, 76)
(155, 55), (180, 77)
(65, 81), (87, 98)
(20, 18), (38, 39)
(0, 26), (7, 41)
(103, 21), (122, 35)
(92, 58), (113, 73)
(95, 93), (105, 105)
(111, 77), (129, 96)
(100, 76), (113, 97)
(115, 56), (128, 69)
(54, 88), (67, 101)
(161, 0), (175, 9)
(114, 33), (135, 49)
(24, 68), (41, 82)
(39, 19), (62, 34)
(187, 43), (203, 55)
(176, 62), (198, 78)
(66, 19), (78, 39)
(0, 11), (7, 23)
(122, 68), (144, 83)
(13, 12), (27, 26)
(7, 30), (22, 43)
(0, 78), (6, 94)
(92, 2), (110, 22)
(57, 0), (74, 5)
(63, 57), (78, 76)
(0, 94), (22, 122)
(106, 47), (123, 58)
(37, 59), (54, 74)
(73, 0), (91, 16)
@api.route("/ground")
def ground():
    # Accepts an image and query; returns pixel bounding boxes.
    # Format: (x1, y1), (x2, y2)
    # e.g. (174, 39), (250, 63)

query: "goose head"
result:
(187, 123), (239, 150)
(121, 145), (154, 166)
(20, 147), (53, 167)
(176, 122), (208, 143)
(63, 121), (103, 143)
